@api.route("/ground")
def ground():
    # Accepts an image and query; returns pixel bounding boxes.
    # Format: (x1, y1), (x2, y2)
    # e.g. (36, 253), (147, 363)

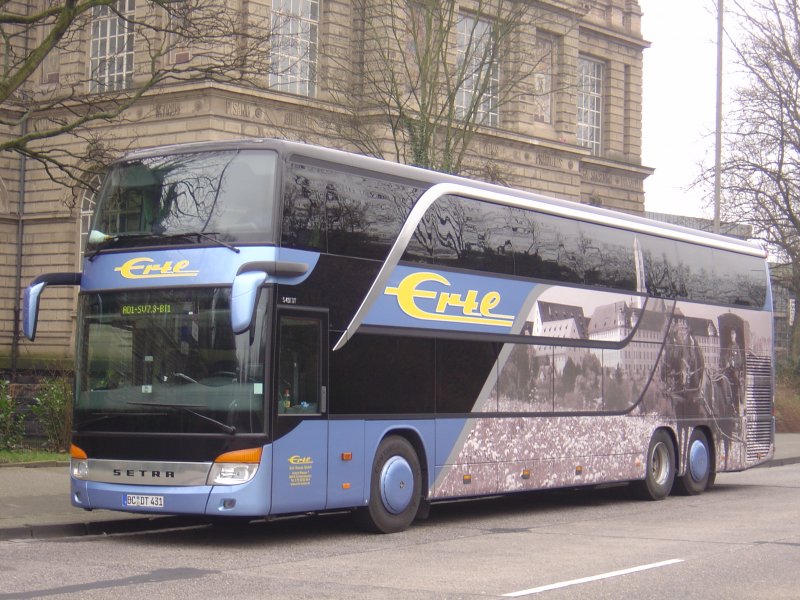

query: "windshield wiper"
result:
(90, 231), (240, 255)
(186, 230), (240, 253)
(127, 401), (236, 434)
(76, 411), (150, 430)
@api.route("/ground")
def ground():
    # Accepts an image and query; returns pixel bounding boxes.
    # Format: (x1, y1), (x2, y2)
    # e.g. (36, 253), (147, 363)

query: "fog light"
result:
(222, 499), (236, 509)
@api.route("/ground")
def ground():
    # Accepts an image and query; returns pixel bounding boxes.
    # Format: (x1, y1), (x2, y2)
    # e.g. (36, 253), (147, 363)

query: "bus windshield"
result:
(87, 149), (278, 249)
(74, 288), (267, 434)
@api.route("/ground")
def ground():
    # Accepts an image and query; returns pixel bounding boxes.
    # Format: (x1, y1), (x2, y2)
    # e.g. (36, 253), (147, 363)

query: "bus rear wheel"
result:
(633, 429), (675, 501)
(357, 435), (422, 534)
(674, 429), (712, 495)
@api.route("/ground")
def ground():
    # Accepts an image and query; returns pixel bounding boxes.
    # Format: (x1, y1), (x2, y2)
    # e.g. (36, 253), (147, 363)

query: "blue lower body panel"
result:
(71, 451), (273, 517)
(76, 479), (212, 514)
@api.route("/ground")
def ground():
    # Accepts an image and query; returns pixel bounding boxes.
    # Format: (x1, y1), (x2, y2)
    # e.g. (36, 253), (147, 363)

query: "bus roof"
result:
(120, 138), (766, 258)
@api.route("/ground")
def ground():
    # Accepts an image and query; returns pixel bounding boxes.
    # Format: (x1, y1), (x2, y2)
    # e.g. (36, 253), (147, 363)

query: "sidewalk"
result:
(2, 434), (799, 541)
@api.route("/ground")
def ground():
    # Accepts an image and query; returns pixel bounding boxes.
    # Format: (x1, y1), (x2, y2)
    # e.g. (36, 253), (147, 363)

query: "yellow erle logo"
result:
(288, 455), (313, 465)
(115, 257), (200, 279)
(384, 271), (514, 328)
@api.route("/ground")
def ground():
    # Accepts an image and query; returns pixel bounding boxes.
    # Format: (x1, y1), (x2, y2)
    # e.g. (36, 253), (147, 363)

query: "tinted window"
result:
(436, 340), (498, 413)
(641, 234), (767, 307)
(677, 242), (716, 303)
(426, 197), (514, 275)
(508, 208), (635, 290)
(281, 161), (422, 259)
(277, 316), (321, 415)
(641, 235), (687, 299)
(579, 222), (636, 290)
(329, 335), (434, 414)
(712, 250), (767, 307)
(89, 150), (278, 249)
(507, 207), (566, 281)
(75, 289), (267, 434)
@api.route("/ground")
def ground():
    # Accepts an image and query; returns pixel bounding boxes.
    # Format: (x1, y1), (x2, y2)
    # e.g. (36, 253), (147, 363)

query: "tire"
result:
(633, 429), (676, 501)
(674, 429), (712, 496)
(356, 435), (422, 534)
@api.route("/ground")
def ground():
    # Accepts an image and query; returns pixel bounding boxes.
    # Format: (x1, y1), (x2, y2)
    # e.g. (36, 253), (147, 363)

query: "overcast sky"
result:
(639, 0), (728, 218)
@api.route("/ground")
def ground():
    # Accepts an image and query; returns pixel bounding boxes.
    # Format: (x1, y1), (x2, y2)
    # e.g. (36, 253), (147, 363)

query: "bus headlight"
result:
(71, 459), (89, 480)
(70, 444), (89, 480)
(207, 463), (259, 485)
(206, 447), (262, 486)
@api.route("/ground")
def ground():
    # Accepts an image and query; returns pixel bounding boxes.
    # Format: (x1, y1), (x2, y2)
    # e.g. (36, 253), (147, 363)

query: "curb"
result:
(0, 515), (202, 542)
(0, 461), (69, 469)
(754, 456), (800, 469)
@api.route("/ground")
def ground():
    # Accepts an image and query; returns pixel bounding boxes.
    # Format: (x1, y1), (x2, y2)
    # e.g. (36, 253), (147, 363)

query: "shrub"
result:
(773, 358), (800, 432)
(31, 375), (73, 452)
(0, 380), (24, 450)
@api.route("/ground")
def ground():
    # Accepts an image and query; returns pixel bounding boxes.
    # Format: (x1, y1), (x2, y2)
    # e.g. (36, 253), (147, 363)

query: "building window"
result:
(40, 22), (60, 84)
(270, 0), (319, 97)
(532, 35), (554, 124)
(89, 0), (135, 92)
(456, 13), (499, 127)
(166, 3), (191, 65)
(577, 57), (603, 154)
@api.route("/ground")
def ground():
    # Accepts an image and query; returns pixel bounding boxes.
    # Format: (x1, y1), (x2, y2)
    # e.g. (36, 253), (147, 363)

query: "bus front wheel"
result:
(357, 435), (422, 534)
(633, 429), (675, 501)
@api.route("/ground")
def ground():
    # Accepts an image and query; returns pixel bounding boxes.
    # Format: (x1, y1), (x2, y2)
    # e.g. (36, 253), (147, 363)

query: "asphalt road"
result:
(1, 463), (798, 599)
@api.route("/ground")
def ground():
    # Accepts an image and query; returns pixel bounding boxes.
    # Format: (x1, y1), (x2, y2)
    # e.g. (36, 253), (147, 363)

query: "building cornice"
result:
(579, 21), (651, 51)
(1, 212), (74, 224)
(582, 155), (654, 177)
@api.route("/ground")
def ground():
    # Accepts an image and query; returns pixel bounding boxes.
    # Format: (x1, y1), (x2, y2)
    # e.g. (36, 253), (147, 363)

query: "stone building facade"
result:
(1, 0), (651, 371)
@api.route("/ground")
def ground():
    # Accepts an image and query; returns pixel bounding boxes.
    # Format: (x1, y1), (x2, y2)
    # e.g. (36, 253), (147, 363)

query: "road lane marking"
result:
(502, 559), (685, 597)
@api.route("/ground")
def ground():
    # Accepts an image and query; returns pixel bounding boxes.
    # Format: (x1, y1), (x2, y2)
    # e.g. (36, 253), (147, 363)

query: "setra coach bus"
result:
(22, 139), (774, 533)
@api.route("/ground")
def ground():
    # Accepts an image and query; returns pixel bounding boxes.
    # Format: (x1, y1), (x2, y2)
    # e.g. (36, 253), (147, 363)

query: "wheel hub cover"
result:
(689, 439), (709, 482)
(380, 456), (413, 514)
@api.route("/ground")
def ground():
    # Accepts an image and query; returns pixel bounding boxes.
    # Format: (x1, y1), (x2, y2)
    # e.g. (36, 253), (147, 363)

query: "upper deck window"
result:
(88, 150), (278, 250)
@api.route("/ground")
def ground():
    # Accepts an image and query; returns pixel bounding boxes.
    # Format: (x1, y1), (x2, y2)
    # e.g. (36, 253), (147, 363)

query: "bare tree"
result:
(0, 0), (278, 193)
(322, 0), (576, 180)
(712, 0), (800, 358)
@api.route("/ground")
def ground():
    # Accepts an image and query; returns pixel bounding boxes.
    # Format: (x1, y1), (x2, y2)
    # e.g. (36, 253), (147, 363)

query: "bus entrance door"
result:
(271, 310), (329, 514)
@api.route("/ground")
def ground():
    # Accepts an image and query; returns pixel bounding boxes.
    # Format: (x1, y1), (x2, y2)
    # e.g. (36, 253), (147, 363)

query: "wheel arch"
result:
(379, 427), (430, 501)
(661, 425), (679, 461)
(364, 423), (432, 503)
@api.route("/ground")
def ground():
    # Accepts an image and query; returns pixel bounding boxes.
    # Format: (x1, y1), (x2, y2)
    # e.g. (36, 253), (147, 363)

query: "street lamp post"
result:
(713, 0), (724, 234)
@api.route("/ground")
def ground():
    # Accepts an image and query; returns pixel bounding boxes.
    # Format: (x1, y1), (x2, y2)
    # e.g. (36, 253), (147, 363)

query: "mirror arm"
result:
(23, 272), (82, 341)
(236, 261), (308, 278)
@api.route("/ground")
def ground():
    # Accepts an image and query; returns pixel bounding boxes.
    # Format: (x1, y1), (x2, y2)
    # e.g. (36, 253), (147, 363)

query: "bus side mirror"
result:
(23, 273), (82, 341)
(231, 271), (267, 334)
(23, 282), (46, 341)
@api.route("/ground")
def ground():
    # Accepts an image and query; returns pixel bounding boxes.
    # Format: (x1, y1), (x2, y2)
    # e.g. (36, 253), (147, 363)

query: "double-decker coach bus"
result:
(22, 139), (774, 533)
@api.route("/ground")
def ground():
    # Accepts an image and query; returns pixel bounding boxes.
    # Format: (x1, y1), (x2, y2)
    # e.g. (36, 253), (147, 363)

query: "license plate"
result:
(124, 494), (164, 508)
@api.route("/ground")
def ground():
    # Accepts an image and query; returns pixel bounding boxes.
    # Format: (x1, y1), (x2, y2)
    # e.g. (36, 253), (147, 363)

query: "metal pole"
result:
(714, 0), (724, 234)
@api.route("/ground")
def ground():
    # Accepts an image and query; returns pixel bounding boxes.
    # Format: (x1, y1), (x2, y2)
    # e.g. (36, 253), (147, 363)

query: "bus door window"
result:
(277, 314), (324, 415)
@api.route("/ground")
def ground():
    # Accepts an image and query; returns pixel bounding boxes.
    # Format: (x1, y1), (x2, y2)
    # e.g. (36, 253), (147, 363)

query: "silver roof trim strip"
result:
(332, 182), (765, 351)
